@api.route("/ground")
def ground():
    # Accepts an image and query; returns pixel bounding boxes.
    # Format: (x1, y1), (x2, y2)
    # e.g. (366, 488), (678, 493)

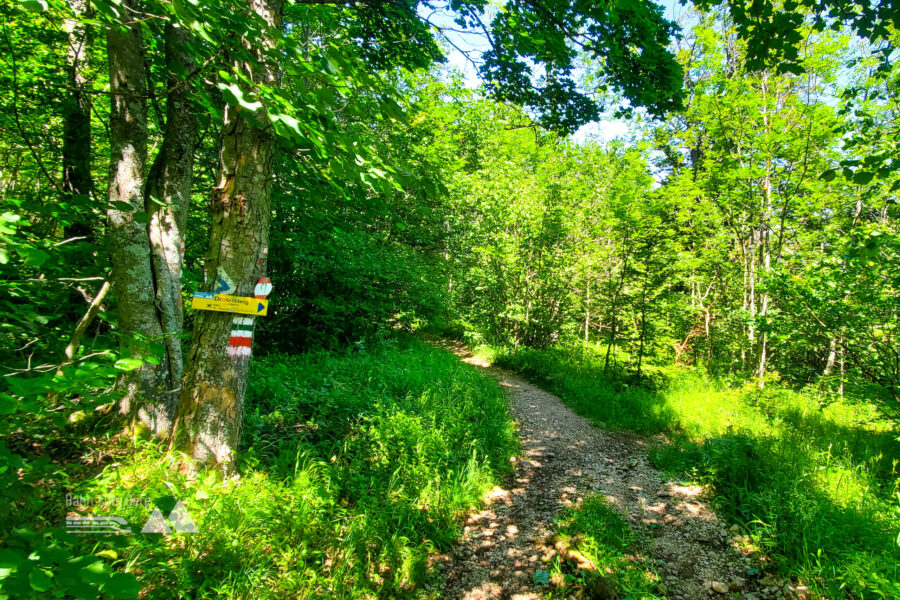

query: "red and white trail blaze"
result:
(254, 277), (272, 299)
(227, 317), (254, 358)
(226, 277), (273, 359)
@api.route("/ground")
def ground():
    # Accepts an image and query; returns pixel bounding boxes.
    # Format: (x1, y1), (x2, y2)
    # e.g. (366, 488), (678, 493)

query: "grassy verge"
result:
(3, 337), (516, 599)
(488, 342), (900, 599)
(541, 496), (663, 599)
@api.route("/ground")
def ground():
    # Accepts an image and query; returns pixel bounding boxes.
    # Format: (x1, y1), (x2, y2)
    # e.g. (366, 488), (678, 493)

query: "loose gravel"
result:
(438, 350), (798, 600)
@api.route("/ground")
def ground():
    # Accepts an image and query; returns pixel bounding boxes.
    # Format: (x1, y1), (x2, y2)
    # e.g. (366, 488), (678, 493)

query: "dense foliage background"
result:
(1, 0), (899, 598)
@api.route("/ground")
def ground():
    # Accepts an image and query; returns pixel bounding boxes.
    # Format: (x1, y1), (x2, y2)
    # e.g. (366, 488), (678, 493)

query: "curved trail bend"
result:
(439, 350), (785, 600)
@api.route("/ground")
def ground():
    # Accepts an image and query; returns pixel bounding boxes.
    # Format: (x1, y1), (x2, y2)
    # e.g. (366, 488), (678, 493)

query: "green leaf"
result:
(111, 201), (134, 212)
(0, 549), (25, 568)
(113, 359), (144, 372)
(217, 83), (263, 112)
(17, 246), (50, 267)
(776, 61), (805, 76)
(79, 561), (109, 585)
(852, 170), (875, 185)
(0, 394), (18, 415)
(533, 569), (550, 585)
(819, 169), (837, 182)
(20, 0), (48, 11)
(189, 20), (215, 44)
(379, 98), (406, 123)
(133, 212), (152, 225)
(29, 568), (53, 592)
(102, 572), (140, 600)
(320, 56), (339, 76)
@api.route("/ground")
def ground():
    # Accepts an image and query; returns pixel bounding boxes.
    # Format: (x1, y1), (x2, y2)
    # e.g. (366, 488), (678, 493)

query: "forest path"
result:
(438, 346), (769, 600)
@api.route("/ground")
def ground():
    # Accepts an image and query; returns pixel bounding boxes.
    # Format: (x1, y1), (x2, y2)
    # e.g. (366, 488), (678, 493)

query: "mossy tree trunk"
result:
(173, 0), (283, 465)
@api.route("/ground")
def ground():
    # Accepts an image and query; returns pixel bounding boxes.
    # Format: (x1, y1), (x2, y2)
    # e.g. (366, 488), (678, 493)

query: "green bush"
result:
(4, 337), (516, 600)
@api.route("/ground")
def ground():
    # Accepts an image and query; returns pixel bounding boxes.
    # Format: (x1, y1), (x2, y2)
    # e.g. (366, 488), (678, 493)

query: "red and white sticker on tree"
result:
(254, 277), (273, 299)
(227, 317), (254, 358)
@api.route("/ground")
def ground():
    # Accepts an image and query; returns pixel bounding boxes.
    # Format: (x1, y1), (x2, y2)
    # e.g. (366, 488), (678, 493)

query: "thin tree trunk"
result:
(174, 0), (284, 465)
(636, 277), (648, 380)
(144, 23), (198, 423)
(46, 278), (112, 405)
(757, 72), (772, 388)
(583, 278), (590, 347)
(106, 3), (171, 429)
(605, 237), (629, 371)
(62, 0), (93, 238)
(824, 337), (837, 376)
(839, 333), (845, 399)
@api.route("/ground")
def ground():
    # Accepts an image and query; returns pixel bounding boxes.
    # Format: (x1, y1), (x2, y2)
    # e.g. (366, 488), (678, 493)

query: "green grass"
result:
(3, 336), (517, 599)
(489, 342), (900, 599)
(542, 496), (663, 599)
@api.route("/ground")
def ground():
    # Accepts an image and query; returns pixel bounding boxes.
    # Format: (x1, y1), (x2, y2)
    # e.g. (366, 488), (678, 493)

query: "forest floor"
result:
(438, 344), (788, 600)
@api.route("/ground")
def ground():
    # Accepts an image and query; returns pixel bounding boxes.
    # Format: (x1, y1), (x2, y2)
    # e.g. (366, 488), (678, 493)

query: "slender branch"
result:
(56, 278), (112, 375)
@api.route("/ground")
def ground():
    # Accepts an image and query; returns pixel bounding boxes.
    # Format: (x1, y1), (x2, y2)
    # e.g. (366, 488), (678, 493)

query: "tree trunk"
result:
(62, 0), (93, 239)
(824, 337), (837, 376)
(174, 0), (283, 466)
(636, 279), (648, 380)
(605, 237), (629, 371)
(583, 278), (590, 347)
(144, 23), (198, 426)
(757, 71), (772, 388)
(106, 2), (171, 429)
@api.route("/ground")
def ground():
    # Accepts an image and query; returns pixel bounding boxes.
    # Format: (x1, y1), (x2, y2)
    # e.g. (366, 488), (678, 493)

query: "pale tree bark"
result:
(757, 71), (772, 388)
(107, 6), (196, 435)
(106, 2), (170, 428)
(824, 337), (837, 376)
(583, 278), (590, 347)
(174, 0), (284, 465)
(144, 23), (198, 425)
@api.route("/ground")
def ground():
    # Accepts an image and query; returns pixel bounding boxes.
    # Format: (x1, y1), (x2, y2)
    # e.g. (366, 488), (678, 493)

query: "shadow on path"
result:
(438, 347), (778, 600)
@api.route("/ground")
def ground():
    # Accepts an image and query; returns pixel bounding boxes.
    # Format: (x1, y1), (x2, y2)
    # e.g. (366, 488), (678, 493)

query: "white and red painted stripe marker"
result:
(226, 277), (273, 359)
(227, 317), (254, 358)
(254, 277), (272, 299)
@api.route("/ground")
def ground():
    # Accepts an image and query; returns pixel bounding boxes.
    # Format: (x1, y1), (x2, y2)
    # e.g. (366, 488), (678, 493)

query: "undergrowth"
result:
(543, 496), (663, 599)
(488, 342), (900, 599)
(1, 337), (516, 599)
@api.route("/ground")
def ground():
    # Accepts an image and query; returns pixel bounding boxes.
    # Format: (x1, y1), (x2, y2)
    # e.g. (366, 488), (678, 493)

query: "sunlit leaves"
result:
(19, 0), (48, 11)
(217, 82), (263, 113)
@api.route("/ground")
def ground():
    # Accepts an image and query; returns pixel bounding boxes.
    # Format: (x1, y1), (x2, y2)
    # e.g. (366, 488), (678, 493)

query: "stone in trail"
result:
(438, 348), (774, 600)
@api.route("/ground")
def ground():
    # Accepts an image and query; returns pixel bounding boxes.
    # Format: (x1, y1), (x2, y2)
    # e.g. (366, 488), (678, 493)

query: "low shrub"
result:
(3, 337), (517, 600)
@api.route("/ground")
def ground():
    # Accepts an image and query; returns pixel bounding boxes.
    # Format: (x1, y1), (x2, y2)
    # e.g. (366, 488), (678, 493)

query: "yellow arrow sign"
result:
(191, 293), (268, 316)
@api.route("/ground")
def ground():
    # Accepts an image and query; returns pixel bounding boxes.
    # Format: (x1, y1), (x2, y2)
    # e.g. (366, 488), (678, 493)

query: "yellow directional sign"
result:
(191, 292), (268, 316)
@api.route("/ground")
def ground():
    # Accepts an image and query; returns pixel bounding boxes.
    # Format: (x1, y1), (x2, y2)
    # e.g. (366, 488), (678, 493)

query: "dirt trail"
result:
(439, 350), (785, 600)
